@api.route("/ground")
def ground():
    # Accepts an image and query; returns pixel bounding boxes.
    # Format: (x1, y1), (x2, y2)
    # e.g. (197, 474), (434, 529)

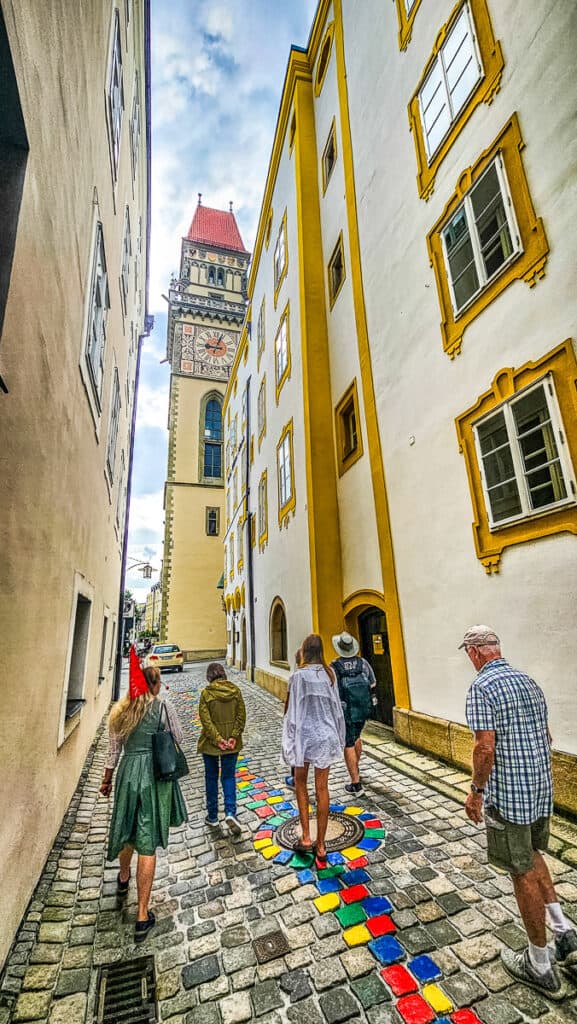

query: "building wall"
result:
(0, 0), (150, 965)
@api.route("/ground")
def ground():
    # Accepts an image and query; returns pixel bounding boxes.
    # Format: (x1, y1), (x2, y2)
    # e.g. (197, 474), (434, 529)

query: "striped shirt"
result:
(465, 658), (552, 825)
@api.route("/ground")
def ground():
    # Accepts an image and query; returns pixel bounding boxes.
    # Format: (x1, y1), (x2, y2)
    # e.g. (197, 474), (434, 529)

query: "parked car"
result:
(145, 643), (184, 673)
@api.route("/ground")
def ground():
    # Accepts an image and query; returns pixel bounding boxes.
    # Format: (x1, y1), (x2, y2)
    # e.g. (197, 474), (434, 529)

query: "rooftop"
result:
(187, 200), (248, 254)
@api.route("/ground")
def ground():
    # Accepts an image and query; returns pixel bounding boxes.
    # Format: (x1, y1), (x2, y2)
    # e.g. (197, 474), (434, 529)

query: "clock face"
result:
(195, 329), (236, 368)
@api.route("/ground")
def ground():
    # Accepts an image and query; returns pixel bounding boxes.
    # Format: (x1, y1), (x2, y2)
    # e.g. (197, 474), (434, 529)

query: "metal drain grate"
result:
(253, 929), (291, 963)
(95, 956), (158, 1024)
(275, 810), (365, 852)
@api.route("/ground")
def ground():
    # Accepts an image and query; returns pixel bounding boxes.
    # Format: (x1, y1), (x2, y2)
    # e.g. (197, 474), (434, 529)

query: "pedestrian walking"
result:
(100, 649), (188, 943)
(462, 625), (577, 999)
(331, 631), (376, 796)
(198, 662), (246, 834)
(282, 633), (346, 862)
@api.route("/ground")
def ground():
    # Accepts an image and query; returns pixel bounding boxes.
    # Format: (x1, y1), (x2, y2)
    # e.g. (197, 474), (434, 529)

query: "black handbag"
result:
(152, 702), (189, 782)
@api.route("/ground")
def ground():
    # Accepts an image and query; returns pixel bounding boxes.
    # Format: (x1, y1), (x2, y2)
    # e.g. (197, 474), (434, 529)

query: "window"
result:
(106, 369), (121, 481)
(274, 306), (291, 402)
(455, 340), (577, 573)
(273, 211), (288, 305)
(258, 470), (268, 548)
(63, 592), (91, 725)
(116, 449), (126, 528)
(217, 267), (224, 287)
(229, 536), (235, 579)
(328, 233), (346, 308)
(257, 297), (266, 366)
(208, 266), (215, 285)
(200, 393), (223, 480)
(277, 419), (296, 526)
(427, 115), (549, 358)
(258, 375), (267, 446)
(270, 598), (288, 665)
(130, 72), (140, 180)
(315, 23), (334, 96)
(107, 10), (124, 182)
(120, 206), (131, 312)
(322, 120), (337, 193)
(409, 0), (504, 200)
(395, 0), (424, 51)
(85, 223), (110, 407)
(206, 507), (220, 536)
(237, 523), (244, 568)
(335, 380), (363, 475)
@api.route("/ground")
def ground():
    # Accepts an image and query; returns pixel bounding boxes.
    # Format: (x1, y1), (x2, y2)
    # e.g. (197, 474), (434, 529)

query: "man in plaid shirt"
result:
(462, 625), (577, 999)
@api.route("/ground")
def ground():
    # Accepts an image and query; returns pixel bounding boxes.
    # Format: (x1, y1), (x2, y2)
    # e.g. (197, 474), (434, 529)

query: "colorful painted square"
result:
(267, 789), (283, 796)
(246, 800), (267, 809)
(346, 856), (369, 870)
(343, 806), (364, 816)
(327, 852), (346, 865)
(261, 844), (281, 860)
(363, 818), (383, 828)
(341, 846), (366, 861)
(296, 868), (315, 884)
(451, 1011), (483, 1024)
(237, 782), (252, 790)
(361, 896), (393, 916)
(335, 903), (367, 928)
(317, 864), (346, 879)
(255, 806), (274, 818)
(267, 815), (287, 827)
(341, 884), (370, 904)
(290, 852), (314, 869)
(368, 935), (405, 965)
(313, 892), (340, 913)
(366, 914), (397, 937)
(359, 812), (375, 820)
(380, 965), (418, 996)
(342, 868), (371, 887)
(253, 829), (273, 841)
(276, 802), (294, 810)
(409, 956), (442, 983)
(252, 780), (266, 788)
(343, 924), (371, 946)
(357, 837), (381, 851)
(274, 849), (293, 864)
(396, 994), (435, 1024)
(253, 838), (272, 850)
(364, 828), (386, 839)
(316, 877), (342, 895)
(422, 985), (452, 1013)
(266, 796), (283, 804)
(329, 803), (346, 812)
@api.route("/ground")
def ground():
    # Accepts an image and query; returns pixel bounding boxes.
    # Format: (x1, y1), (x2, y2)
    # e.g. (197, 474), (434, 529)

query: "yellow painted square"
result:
(253, 838), (273, 850)
(261, 845), (282, 860)
(341, 846), (366, 860)
(314, 893), (340, 913)
(266, 796), (283, 804)
(343, 924), (371, 946)
(422, 985), (453, 1013)
(343, 806), (364, 816)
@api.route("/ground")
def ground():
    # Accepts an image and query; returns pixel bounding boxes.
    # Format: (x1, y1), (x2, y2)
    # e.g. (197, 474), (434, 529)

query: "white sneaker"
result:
(501, 948), (566, 1001)
(225, 814), (242, 835)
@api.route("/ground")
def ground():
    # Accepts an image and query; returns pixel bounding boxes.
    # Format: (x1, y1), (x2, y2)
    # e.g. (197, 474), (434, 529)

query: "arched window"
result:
(200, 393), (223, 480)
(270, 598), (288, 665)
(207, 266), (215, 285)
(217, 267), (224, 287)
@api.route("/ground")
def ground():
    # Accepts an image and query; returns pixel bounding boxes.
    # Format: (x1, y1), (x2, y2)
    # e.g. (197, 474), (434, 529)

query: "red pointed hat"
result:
(129, 645), (149, 700)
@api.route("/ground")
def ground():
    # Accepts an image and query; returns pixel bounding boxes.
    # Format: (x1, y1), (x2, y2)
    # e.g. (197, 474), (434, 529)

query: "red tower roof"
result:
(187, 202), (248, 253)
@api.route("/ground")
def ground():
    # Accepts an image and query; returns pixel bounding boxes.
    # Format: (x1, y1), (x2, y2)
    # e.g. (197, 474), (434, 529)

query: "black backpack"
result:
(336, 658), (373, 723)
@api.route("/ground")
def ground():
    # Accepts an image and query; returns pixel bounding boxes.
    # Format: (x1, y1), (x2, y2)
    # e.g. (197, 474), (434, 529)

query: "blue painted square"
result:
(286, 808), (300, 817)
(327, 851), (346, 865)
(361, 896), (393, 916)
(368, 935), (404, 965)
(316, 877), (342, 895)
(359, 812), (374, 820)
(267, 789), (284, 796)
(357, 837), (381, 851)
(276, 802), (294, 810)
(296, 869), (315, 885)
(329, 803), (346, 812)
(342, 868), (371, 887)
(274, 849), (293, 864)
(409, 955), (442, 983)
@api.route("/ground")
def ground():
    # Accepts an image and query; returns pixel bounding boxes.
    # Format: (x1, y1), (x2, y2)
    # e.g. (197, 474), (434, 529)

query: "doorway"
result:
(240, 616), (247, 672)
(358, 607), (395, 727)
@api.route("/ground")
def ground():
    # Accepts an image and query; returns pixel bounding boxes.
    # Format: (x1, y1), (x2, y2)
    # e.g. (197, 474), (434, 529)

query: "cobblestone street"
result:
(2, 665), (577, 1024)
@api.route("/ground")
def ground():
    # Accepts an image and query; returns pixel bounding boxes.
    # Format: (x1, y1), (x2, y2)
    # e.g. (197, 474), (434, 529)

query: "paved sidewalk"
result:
(1, 665), (577, 1024)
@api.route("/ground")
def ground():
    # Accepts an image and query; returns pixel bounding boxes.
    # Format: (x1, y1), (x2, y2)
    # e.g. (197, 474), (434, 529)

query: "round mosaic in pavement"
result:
(275, 811), (365, 852)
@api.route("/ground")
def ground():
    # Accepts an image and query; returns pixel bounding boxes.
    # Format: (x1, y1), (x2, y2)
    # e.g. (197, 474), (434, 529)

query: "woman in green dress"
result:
(100, 657), (187, 942)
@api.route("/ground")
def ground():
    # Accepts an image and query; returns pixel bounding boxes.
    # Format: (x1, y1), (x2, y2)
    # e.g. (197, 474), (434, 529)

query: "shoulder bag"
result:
(152, 702), (190, 781)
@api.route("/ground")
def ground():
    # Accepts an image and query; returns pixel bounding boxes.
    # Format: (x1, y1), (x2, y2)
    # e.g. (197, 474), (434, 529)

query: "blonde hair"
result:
(109, 666), (160, 738)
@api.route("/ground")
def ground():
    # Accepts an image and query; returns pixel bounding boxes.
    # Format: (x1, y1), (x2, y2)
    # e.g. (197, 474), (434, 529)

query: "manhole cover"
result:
(95, 955), (157, 1023)
(253, 929), (291, 963)
(275, 811), (365, 852)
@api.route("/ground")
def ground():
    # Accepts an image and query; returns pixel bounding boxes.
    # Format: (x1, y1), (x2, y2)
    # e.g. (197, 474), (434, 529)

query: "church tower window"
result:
(201, 394), (223, 480)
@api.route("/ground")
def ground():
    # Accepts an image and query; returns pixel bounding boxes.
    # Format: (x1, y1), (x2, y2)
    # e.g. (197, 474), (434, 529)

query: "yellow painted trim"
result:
(273, 209), (288, 310)
(455, 339), (577, 574)
(395, 0), (424, 51)
(233, 587), (242, 611)
(327, 231), (346, 310)
(258, 469), (268, 550)
(335, 379), (364, 476)
(250, 514), (256, 548)
(288, 111), (296, 155)
(257, 295), (266, 370)
(334, 0), (410, 710)
(264, 207), (273, 250)
(409, 0), (504, 200)
(250, 434), (254, 465)
(343, 589), (386, 618)
(258, 374), (267, 450)
(222, 327), (248, 414)
(321, 117), (337, 195)
(274, 301), (292, 404)
(314, 21), (334, 97)
(276, 418), (296, 528)
(427, 113), (549, 359)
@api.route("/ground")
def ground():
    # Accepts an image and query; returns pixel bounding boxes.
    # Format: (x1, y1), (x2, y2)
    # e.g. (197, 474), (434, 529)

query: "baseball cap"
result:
(458, 625), (500, 649)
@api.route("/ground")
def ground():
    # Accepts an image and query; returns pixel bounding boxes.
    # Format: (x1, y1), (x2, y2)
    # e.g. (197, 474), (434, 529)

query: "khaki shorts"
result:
(485, 806), (550, 876)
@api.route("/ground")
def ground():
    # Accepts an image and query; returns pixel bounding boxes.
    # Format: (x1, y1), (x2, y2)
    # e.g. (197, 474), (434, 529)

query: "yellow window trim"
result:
(321, 118), (337, 195)
(427, 113), (549, 359)
(257, 295), (266, 370)
(395, 0), (423, 51)
(277, 418), (296, 528)
(335, 379), (364, 477)
(237, 558), (244, 572)
(314, 22), (334, 96)
(328, 231), (346, 309)
(250, 515), (256, 548)
(273, 209), (288, 309)
(250, 434), (254, 465)
(408, 0), (504, 201)
(274, 302), (291, 404)
(258, 469), (268, 550)
(455, 340), (577, 575)
(264, 207), (273, 250)
(258, 373), (267, 449)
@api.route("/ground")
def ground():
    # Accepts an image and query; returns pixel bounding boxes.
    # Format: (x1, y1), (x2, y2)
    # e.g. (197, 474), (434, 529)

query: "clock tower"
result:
(160, 198), (249, 657)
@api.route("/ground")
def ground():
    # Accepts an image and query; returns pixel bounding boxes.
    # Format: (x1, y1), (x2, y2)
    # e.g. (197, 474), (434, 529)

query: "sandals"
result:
(315, 851), (328, 865)
(293, 841), (316, 857)
(134, 910), (155, 944)
(116, 871), (131, 897)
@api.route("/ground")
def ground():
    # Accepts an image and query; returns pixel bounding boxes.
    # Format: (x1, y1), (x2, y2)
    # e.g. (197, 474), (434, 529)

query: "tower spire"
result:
(198, 192), (202, 206)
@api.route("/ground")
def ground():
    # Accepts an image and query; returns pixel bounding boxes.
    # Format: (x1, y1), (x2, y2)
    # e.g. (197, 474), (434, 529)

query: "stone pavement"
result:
(2, 664), (577, 1024)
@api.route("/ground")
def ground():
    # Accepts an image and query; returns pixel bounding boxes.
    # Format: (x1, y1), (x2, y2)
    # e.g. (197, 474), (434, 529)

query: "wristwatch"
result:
(470, 782), (484, 794)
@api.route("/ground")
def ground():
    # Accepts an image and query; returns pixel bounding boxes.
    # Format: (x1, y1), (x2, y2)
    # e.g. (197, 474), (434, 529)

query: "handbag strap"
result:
(156, 700), (170, 733)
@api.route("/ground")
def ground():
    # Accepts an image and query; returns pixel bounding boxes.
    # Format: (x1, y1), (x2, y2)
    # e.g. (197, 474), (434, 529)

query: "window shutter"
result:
(419, 60), (450, 160)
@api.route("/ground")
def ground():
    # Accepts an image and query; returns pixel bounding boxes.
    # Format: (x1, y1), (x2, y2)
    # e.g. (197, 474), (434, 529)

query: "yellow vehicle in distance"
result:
(145, 643), (184, 673)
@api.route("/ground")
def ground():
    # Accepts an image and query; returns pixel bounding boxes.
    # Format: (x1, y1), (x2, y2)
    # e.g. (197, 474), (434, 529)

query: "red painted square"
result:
(452, 1012), (483, 1024)
(396, 994), (435, 1024)
(366, 914), (397, 937)
(253, 781), (267, 789)
(341, 884), (370, 904)
(255, 793), (269, 800)
(253, 830), (273, 841)
(255, 806), (274, 818)
(380, 965), (418, 996)
(346, 856), (369, 869)
(364, 818), (383, 829)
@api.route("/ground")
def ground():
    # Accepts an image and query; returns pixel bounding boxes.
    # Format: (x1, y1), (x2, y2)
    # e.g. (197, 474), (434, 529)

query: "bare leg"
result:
(314, 767), (330, 857)
(344, 746), (360, 784)
(118, 845), (134, 883)
(136, 853), (156, 922)
(533, 851), (557, 904)
(512, 854), (548, 946)
(355, 737), (363, 776)
(294, 765), (312, 846)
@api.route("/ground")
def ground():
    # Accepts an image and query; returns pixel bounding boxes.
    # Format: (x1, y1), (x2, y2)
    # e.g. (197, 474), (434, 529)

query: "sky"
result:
(126, 0), (317, 604)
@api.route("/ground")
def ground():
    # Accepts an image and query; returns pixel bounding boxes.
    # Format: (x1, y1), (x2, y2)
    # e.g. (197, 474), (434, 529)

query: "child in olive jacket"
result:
(198, 662), (246, 833)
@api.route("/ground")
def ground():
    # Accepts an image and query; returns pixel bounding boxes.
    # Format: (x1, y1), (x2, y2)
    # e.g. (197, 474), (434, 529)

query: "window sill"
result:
(270, 660), (290, 671)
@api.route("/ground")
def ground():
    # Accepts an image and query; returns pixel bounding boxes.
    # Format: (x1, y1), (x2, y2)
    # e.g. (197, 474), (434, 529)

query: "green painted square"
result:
(246, 800), (266, 809)
(290, 852), (314, 869)
(335, 903), (367, 928)
(267, 815), (287, 827)
(364, 828), (385, 839)
(318, 865), (346, 879)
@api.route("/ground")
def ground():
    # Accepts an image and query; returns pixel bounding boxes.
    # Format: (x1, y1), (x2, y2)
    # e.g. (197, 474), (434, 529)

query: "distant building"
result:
(224, 0), (577, 814)
(144, 581), (162, 634)
(0, 1), (151, 965)
(160, 200), (250, 659)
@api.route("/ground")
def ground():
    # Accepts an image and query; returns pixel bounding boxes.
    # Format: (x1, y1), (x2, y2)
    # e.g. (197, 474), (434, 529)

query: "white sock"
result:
(528, 941), (551, 975)
(546, 902), (570, 935)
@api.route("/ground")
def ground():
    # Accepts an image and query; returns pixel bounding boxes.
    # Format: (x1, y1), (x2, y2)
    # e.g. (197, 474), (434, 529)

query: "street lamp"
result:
(127, 560), (158, 578)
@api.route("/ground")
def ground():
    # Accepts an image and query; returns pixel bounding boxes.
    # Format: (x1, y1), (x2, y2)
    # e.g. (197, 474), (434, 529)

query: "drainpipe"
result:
(245, 375), (256, 681)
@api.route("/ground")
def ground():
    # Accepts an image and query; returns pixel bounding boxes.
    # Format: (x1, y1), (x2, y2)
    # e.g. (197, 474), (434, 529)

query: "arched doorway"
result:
(240, 615), (247, 672)
(344, 591), (395, 727)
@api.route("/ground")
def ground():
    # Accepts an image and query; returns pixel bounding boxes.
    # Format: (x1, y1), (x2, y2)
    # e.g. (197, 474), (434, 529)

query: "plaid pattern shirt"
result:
(465, 658), (553, 825)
